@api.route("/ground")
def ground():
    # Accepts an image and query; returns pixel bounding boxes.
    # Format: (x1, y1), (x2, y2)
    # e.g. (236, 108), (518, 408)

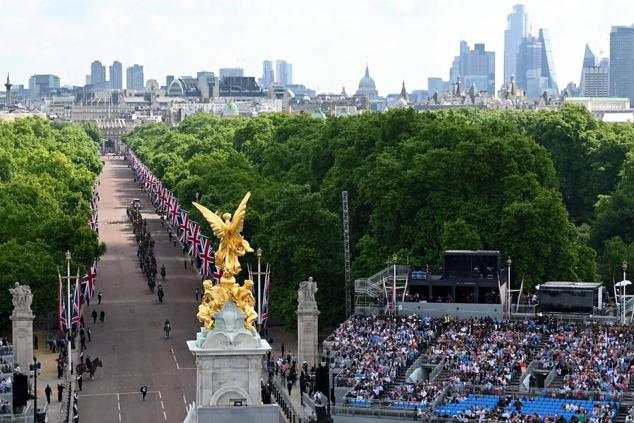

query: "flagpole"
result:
(257, 248), (262, 329)
(65, 251), (72, 376)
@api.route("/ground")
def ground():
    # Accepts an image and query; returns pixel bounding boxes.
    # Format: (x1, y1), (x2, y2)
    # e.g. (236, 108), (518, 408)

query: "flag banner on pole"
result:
(71, 271), (81, 335)
(187, 221), (201, 258)
(262, 265), (271, 327)
(179, 211), (190, 243)
(81, 262), (97, 303)
(212, 266), (223, 286)
(58, 269), (67, 333)
(170, 200), (181, 226)
(199, 236), (215, 279)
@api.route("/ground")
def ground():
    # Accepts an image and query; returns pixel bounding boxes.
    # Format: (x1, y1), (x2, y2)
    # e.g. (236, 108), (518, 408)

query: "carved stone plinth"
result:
(297, 277), (320, 368)
(185, 301), (276, 423)
(10, 283), (34, 373)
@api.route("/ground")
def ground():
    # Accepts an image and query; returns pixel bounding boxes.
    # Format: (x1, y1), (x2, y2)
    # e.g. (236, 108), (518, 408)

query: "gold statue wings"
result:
(192, 192), (251, 240)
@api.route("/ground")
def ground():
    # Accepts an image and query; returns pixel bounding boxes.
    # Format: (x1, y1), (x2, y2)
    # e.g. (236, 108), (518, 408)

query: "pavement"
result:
(71, 157), (203, 423)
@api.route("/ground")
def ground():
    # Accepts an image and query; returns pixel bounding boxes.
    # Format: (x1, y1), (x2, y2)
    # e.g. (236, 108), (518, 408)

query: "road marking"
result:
(79, 390), (158, 397)
(158, 391), (162, 399)
(117, 393), (121, 422)
(163, 411), (167, 420)
(183, 394), (187, 405)
(170, 347), (179, 369)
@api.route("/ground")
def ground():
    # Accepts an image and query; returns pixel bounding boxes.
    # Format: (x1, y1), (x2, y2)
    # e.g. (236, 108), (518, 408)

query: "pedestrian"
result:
(57, 384), (64, 402)
(87, 328), (92, 342)
(57, 362), (63, 379)
(100, 310), (105, 323)
(92, 309), (98, 324)
(80, 328), (85, 339)
(79, 351), (84, 364)
(287, 379), (293, 396)
(281, 343), (285, 357)
(195, 288), (199, 301)
(80, 336), (86, 351)
(98, 290), (103, 304)
(80, 316), (85, 328)
(76, 374), (82, 391)
(140, 385), (148, 401)
(161, 265), (166, 281)
(45, 384), (52, 404)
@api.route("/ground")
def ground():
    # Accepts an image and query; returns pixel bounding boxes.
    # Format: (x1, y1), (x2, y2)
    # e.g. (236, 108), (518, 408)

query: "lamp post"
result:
(623, 261), (628, 325)
(30, 357), (41, 422)
(65, 251), (72, 373)
(257, 248), (262, 330)
(392, 254), (398, 311)
(506, 257), (512, 318)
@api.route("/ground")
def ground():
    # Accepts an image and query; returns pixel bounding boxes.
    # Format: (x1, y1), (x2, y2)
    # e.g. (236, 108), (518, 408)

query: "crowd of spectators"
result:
(324, 315), (432, 399)
(539, 324), (634, 394)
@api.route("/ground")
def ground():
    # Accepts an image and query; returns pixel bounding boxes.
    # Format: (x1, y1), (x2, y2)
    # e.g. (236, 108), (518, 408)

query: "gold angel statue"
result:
(193, 192), (258, 331)
(193, 192), (254, 284)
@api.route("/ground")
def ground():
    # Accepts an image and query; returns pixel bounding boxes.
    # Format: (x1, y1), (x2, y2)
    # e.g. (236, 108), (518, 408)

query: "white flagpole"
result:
(257, 248), (262, 328)
(65, 251), (71, 376)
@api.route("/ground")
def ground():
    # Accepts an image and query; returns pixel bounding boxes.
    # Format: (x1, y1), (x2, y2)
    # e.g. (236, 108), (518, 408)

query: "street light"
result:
(30, 357), (42, 422)
(618, 261), (631, 325)
(257, 248), (262, 330)
(506, 257), (512, 318)
(392, 254), (398, 311)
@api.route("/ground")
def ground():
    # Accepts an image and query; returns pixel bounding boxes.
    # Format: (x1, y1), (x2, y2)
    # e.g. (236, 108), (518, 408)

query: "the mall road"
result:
(78, 157), (201, 423)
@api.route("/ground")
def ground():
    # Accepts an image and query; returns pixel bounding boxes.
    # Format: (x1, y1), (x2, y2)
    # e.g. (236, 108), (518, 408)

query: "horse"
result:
(76, 357), (103, 381)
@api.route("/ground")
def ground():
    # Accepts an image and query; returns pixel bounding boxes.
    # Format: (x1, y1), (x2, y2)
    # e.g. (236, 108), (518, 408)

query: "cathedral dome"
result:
(358, 66), (376, 91)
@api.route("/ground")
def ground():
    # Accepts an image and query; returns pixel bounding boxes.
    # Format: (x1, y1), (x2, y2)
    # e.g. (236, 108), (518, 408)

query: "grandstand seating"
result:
(502, 397), (619, 421)
(435, 394), (500, 418)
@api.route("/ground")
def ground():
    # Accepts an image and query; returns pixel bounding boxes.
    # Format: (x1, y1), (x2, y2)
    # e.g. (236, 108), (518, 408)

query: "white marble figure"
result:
(297, 277), (318, 309)
(9, 283), (33, 312)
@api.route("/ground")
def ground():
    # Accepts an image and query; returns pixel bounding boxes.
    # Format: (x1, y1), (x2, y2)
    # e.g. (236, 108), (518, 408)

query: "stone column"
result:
(9, 283), (35, 373)
(297, 277), (320, 368)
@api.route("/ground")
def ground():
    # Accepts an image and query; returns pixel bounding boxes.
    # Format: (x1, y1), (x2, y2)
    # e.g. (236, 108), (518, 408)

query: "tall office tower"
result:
(579, 45), (609, 97)
(28, 74), (60, 98)
(609, 25), (634, 102)
(516, 29), (559, 99)
(504, 4), (529, 84)
(166, 75), (175, 88)
(219, 68), (245, 79)
(275, 60), (292, 86)
(449, 41), (495, 95)
(427, 77), (449, 94)
(126, 64), (144, 90)
(261, 60), (274, 87)
(90, 60), (107, 88)
(109, 61), (123, 90)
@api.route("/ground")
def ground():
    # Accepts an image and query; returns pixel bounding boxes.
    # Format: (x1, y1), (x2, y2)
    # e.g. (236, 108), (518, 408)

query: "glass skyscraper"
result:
(504, 4), (528, 84)
(126, 64), (144, 91)
(109, 61), (123, 90)
(609, 25), (634, 102)
(449, 41), (496, 96)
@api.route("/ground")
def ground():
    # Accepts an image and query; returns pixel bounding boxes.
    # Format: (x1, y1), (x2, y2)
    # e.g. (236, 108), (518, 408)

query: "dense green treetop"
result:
(124, 106), (634, 326)
(0, 117), (105, 328)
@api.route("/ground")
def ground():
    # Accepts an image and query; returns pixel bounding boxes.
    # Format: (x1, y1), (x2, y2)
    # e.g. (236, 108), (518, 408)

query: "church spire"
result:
(399, 80), (408, 100)
(365, 65), (369, 78)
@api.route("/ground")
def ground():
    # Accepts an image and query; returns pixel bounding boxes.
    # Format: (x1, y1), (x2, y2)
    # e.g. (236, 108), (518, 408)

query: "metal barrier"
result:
(270, 377), (304, 423)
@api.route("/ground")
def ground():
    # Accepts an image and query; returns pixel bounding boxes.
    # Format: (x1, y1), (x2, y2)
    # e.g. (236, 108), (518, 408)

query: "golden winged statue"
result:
(193, 192), (257, 330)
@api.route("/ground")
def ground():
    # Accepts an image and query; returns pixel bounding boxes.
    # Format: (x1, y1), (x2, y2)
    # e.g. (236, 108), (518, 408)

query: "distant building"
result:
(275, 60), (292, 86)
(29, 74), (60, 98)
(126, 64), (144, 91)
(565, 96), (632, 121)
(580, 44), (609, 97)
(261, 60), (274, 87)
(356, 66), (379, 100)
(449, 41), (495, 96)
(428, 77), (449, 95)
(219, 76), (264, 97)
(609, 25), (634, 102)
(219, 68), (244, 79)
(110, 61), (123, 90)
(504, 4), (529, 84)
(516, 29), (559, 99)
(91, 60), (107, 89)
(286, 84), (316, 98)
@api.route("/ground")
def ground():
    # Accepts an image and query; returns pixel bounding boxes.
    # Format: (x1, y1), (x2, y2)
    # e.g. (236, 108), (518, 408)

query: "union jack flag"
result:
(71, 277), (81, 334)
(89, 215), (98, 231)
(212, 266), (223, 286)
(187, 221), (201, 258)
(81, 262), (97, 303)
(179, 211), (190, 243)
(58, 270), (67, 333)
(163, 190), (173, 213)
(198, 236), (215, 278)
(154, 184), (164, 207)
(167, 197), (179, 221)
(170, 200), (181, 226)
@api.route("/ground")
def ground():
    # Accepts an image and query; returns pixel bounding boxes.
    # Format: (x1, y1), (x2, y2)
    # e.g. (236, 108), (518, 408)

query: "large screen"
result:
(538, 288), (595, 313)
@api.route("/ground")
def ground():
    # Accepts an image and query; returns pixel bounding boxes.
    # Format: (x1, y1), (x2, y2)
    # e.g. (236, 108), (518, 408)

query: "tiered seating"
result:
(435, 394), (500, 418)
(503, 397), (619, 421)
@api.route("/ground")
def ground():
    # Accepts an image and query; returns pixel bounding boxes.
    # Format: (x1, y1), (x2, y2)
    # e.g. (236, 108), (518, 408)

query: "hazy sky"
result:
(3, 0), (634, 94)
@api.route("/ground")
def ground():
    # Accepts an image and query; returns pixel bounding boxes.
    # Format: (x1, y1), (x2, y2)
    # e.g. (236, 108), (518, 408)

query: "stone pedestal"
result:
(185, 301), (276, 423)
(9, 283), (34, 373)
(297, 277), (320, 368)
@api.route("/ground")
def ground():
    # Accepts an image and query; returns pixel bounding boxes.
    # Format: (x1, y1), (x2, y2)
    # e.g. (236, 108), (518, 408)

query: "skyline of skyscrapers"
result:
(275, 60), (293, 86)
(579, 44), (609, 97)
(28, 74), (60, 98)
(90, 60), (107, 89)
(219, 67), (244, 79)
(261, 60), (274, 88)
(609, 25), (634, 103)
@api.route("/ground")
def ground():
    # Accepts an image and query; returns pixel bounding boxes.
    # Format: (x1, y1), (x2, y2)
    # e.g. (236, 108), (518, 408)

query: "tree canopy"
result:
(124, 105), (634, 326)
(0, 118), (105, 327)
